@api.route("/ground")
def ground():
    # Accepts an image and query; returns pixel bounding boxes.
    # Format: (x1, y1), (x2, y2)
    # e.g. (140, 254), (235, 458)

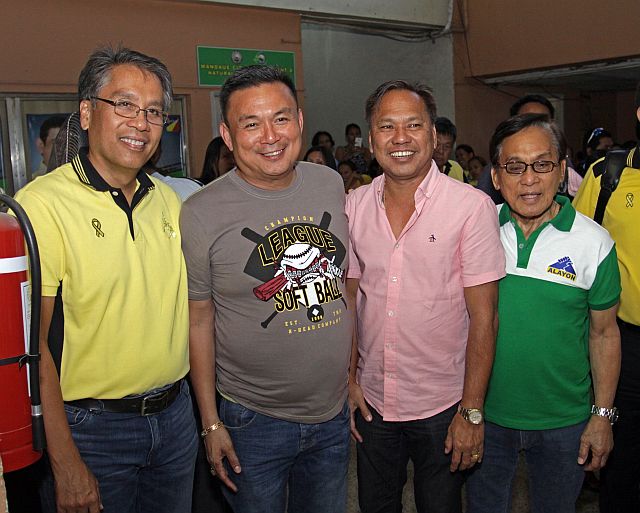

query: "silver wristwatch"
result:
(458, 405), (483, 425)
(591, 405), (619, 424)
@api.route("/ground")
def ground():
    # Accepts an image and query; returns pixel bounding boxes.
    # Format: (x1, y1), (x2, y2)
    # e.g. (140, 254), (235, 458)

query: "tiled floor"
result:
(346, 441), (600, 512)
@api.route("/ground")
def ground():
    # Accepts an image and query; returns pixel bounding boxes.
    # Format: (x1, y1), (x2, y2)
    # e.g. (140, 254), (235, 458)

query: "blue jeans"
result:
(466, 420), (587, 513)
(218, 397), (350, 513)
(41, 380), (198, 513)
(355, 402), (463, 513)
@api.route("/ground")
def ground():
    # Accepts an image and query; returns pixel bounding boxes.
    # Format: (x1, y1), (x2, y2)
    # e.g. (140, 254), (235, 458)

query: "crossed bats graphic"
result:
(241, 212), (346, 328)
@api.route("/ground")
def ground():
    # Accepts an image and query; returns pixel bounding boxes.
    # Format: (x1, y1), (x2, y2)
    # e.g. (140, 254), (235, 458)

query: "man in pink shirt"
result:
(346, 80), (506, 513)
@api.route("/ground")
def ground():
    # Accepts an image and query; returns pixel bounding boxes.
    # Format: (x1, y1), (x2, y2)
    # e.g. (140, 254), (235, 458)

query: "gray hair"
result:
(78, 45), (173, 110)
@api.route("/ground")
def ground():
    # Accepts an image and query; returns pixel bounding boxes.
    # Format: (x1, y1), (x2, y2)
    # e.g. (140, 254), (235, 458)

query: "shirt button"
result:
(112, 191), (119, 196)
(386, 372), (395, 379)
(391, 276), (398, 283)
(518, 243), (524, 249)
(388, 310), (394, 317)
(385, 343), (393, 349)
(395, 243), (400, 249)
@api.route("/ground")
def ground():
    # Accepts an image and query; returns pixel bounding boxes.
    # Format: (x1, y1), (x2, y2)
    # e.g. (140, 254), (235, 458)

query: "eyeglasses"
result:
(91, 97), (168, 126)
(498, 160), (560, 175)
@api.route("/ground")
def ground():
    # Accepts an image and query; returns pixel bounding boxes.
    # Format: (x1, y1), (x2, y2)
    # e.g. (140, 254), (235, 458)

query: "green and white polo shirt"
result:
(484, 195), (621, 430)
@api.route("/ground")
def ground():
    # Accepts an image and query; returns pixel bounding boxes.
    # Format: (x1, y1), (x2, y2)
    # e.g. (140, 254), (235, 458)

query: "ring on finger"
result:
(210, 465), (217, 476)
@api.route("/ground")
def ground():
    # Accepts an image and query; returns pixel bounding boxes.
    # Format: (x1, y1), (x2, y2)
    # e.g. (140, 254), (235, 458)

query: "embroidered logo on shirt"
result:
(161, 212), (176, 239)
(546, 256), (576, 281)
(428, 234), (436, 242)
(627, 193), (634, 208)
(91, 218), (104, 237)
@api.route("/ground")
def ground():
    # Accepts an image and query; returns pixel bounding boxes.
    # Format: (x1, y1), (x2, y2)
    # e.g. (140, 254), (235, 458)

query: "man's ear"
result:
(79, 100), (92, 130)
(219, 122), (233, 151)
(491, 167), (501, 190)
(36, 138), (45, 156)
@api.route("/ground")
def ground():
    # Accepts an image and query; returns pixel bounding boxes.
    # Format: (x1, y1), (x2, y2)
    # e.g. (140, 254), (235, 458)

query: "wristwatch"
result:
(458, 404), (483, 425)
(591, 405), (619, 424)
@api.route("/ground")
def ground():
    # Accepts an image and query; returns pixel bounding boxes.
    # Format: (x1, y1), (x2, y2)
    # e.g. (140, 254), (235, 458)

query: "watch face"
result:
(468, 410), (483, 424)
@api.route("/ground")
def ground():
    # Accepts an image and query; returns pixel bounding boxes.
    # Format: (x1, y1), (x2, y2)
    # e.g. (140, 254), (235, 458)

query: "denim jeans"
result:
(465, 420), (587, 513)
(218, 397), (350, 513)
(41, 380), (198, 513)
(355, 402), (463, 513)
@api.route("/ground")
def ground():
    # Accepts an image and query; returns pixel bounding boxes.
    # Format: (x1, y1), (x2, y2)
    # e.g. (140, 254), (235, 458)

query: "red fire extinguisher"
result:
(0, 193), (44, 472)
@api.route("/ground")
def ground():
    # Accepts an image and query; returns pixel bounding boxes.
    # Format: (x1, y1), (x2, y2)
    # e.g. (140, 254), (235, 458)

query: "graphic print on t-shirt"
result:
(546, 256), (577, 281)
(241, 211), (346, 329)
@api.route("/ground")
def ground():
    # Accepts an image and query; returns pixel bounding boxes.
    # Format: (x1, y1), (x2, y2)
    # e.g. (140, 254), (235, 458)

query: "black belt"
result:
(65, 379), (182, 416)
(618, 318), (640, 333)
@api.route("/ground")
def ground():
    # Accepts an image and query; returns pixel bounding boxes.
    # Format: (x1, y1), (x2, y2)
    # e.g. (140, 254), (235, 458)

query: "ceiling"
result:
(481, 58), (640, 92)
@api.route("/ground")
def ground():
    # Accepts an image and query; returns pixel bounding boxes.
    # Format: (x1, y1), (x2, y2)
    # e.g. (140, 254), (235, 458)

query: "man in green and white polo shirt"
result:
(466, 114), (621, 513)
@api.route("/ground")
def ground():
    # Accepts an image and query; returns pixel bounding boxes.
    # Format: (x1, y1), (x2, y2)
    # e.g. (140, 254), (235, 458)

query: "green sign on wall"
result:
(197, 46), (296, 87)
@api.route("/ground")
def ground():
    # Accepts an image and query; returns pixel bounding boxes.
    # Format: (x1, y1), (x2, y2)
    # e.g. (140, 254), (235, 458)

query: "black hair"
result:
(201, 136), (230, 184)
(219, 65), (297, 124)
(435, 117), (457, 142)
(303, 145), (337, 171)
(509, 94), (555, 118)
(39, 114), (67, 143)
(489, 114), (566, 167)
(365, 80), (437, 125)
(338, 160), (358, 173)
(468, 155), (487, 167)
(345, 123), (361, 135)
(456, 144), (474, 154)
(311, 130), (335, 148)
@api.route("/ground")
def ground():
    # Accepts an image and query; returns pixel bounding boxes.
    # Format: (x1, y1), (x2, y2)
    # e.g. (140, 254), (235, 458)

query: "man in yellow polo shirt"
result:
(15, 46), (196, 513)
(573, 81), (640, 512)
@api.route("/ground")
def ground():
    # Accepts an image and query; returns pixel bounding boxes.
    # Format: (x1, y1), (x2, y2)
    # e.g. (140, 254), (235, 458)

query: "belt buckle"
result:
(140, 390), (169, 416)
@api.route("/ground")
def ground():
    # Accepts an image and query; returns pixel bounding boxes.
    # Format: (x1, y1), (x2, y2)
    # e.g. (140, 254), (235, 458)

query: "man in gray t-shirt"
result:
(180, 65), (351, 513)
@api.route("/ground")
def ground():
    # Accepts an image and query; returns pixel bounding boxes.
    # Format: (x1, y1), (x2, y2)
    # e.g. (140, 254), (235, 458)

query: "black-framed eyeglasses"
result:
(91, 97), (168, 126)
(498, 160), (560, 175)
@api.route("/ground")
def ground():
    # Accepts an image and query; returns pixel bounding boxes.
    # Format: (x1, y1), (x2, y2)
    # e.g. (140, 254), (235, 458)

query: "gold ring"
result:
(471, 453), (480, 460)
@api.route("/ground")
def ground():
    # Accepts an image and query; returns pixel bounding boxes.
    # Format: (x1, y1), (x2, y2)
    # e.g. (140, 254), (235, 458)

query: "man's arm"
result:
(39, 296), (102, 513)
(188, 299), (241, 491)
(444, 281), (498, 471)
(578, 304), (620, 470)
(346, 278), (371, 442)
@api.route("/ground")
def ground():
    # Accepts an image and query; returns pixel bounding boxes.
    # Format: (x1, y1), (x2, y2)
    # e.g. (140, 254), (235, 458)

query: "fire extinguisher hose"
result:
(0, 193), (45, 452)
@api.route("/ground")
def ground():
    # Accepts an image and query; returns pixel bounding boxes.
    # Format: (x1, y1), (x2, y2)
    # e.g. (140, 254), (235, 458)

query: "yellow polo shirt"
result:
(15, 149), (189, 400)
(573, 146), (640, 325)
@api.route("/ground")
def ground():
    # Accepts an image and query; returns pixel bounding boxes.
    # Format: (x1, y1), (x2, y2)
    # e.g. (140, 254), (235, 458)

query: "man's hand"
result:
(348, 381), (372, 443)
(204, 427), (242, 492)
(54, 457), (102, 513)
(444, 413), (484, 471)
(578, 416), (613, 471)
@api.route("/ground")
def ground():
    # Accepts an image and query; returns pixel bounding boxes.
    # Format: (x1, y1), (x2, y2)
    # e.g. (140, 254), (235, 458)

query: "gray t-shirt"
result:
(181, 162), (351, 423)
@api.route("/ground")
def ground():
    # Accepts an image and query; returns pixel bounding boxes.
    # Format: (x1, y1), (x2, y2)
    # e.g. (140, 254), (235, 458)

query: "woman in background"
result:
(200, 136), (235, 185)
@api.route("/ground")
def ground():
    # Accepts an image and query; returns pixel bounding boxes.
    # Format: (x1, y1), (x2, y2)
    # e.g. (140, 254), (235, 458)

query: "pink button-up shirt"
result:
(346, 163), (505, 421)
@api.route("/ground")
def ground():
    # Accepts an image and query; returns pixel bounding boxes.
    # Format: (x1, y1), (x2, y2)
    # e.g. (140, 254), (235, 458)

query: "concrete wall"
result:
(301, 23), (454, 152)
(203, 0), (449, 27)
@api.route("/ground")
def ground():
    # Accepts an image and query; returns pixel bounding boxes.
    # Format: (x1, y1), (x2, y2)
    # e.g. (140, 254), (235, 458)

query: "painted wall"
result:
(461, 0), (640, 77)
(0, 0), (303, 178)
(452, 1), (639, 160)
(301, 23), (454, 154)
